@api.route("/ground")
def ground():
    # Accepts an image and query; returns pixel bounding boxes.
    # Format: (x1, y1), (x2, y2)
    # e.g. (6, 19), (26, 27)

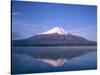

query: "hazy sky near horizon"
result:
(12, 1), (97, 41)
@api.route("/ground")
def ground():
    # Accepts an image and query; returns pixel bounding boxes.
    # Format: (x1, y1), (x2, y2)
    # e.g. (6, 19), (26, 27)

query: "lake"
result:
(12, 46), (97, 74)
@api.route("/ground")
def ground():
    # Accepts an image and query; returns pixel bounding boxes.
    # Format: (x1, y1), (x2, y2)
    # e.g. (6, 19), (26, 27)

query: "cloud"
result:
(68, 26), (96, 33)
(12, 12), (22, 16)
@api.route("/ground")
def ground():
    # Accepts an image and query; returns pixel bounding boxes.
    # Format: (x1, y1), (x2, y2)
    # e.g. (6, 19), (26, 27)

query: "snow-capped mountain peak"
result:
(40, 27), (67, 35)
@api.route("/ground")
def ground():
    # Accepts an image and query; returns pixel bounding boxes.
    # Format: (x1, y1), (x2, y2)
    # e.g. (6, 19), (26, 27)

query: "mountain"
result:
(13, 27), (96, 47)
(40, 27), (67, 35)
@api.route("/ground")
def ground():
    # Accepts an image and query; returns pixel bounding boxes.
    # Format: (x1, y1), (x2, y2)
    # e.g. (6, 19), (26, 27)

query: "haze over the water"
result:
(12, 1), (97, 41)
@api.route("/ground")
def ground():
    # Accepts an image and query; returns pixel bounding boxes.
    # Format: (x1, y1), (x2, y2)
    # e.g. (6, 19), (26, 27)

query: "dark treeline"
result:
(12, 40), (97, 47)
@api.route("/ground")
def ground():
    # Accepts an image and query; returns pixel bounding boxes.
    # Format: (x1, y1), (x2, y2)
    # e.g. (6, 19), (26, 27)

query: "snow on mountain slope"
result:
(40, 27), (67, 35)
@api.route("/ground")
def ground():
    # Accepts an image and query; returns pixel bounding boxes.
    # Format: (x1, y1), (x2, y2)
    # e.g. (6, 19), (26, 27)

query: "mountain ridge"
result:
(13, 27), (96, 47)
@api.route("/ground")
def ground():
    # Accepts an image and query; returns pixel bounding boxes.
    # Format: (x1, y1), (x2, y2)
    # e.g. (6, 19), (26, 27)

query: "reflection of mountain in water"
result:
(38, 58), (68, 67)
(12, 51), (97, 74)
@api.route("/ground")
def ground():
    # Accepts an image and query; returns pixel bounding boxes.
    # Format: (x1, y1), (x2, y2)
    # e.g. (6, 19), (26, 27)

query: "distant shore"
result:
(13, 42), (97, 47)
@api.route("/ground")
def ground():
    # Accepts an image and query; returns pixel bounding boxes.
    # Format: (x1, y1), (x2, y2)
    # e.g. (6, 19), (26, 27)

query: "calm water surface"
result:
(12, 46), (97, 74)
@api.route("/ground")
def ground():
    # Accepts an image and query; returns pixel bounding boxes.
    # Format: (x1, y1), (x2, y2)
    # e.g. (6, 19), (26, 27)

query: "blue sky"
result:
(12, 1), (97, 41)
